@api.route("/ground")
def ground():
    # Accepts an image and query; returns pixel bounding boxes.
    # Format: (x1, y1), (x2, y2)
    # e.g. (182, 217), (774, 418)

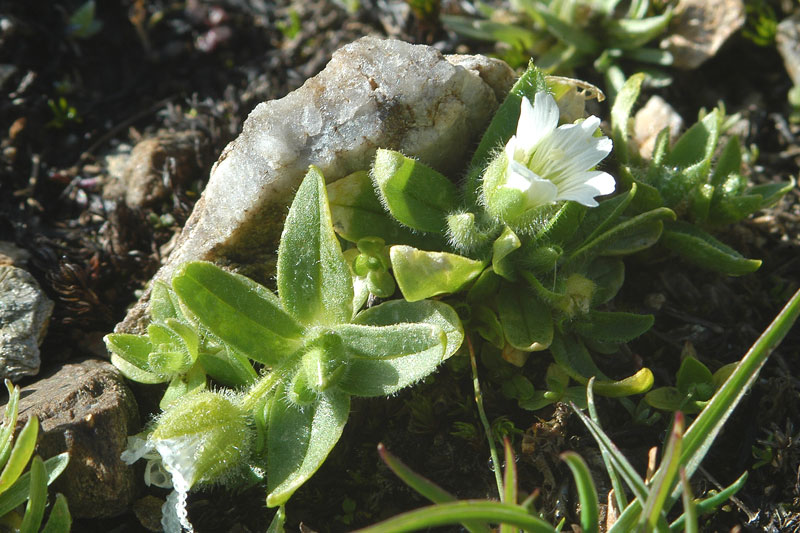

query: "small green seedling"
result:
(645, 351), (736, 414)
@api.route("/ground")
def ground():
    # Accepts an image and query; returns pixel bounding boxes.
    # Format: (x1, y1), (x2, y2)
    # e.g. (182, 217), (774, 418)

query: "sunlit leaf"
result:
(390, 246), (485, 302)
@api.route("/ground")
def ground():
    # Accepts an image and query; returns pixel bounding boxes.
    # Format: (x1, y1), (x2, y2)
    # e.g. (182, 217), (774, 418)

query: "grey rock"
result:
(1, 358), (140, 518)
(633, 95), (684, 159)
(661, 0), (745, 69)
(0, 266), (53, 380)
(117, 37), (514, 334)
(777, 13), (800, 88)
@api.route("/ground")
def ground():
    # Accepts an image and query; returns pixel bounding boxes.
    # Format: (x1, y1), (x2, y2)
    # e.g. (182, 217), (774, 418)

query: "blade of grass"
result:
(0, 416), (39, 496)
(351, 500), (557, 533)
(500, 438), (518, 533)
(40, 493), (71, 533)
(639, 413), (684, 533)
(678, 470), (698, 533)
(19, 456), (47, 533)
(0, 381), (21, 468)
(0, 453), (69, 518)
(378, 443), (491, 533)
(669, 472), (747, 531)
(561, 452), (599, 533)
(587, 380), (628, 511)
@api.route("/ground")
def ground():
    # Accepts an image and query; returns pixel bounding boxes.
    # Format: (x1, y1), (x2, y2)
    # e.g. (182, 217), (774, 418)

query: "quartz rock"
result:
(633, 95), (684, 160)
(0, 265), (53, 380)
(1, 358), (140, 518)
(117, 37), (514, 334)
(661, 0), (745, 69)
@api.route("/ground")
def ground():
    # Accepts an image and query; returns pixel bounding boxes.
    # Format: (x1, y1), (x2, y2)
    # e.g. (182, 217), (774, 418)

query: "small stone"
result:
(104, 130), (209, 209)
(0, 241), (31, 266)
(0, 266), (53, 380)
(777, 13), (800, 88)
(1, 358), (141, 518)
(133, 495), (165, 532)
(661, 0), (745, 69)
(117, 37), (514, 334)
(633, 95), (684, 159)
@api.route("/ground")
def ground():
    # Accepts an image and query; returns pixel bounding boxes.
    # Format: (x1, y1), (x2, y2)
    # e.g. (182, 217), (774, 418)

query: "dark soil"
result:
(2, 1), (799, 532)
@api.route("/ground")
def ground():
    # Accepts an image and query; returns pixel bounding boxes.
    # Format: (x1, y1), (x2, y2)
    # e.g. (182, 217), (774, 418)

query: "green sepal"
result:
(278, 165), (354, 326)
(104, 334), (168, 383)
(266, 386), (350, 507)
(160, 365), (207, 410)
(497, 283), (553, 351)
(492, 226), (521, 280)
(333, 322), (446, 397)
(353, 299), (464, 359)
(371, 149), (458, 234)
(573, 311), (654, 343)
(173, 261), (304, 365)
(660, 220), (761, 276)
(390, 245), (485, 302)
(328, 171), (440, 248)
(468, 60), (548, 177)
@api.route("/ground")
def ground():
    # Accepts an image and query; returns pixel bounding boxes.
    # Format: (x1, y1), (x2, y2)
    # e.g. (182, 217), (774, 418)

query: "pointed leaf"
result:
(354, 299), (464, 359)
(150, 281), (184, 323)
(0, 416), (38, 496)
(266, 387), (350, 506)
(19, 456), (47, 533)
(40, 493), (71, 533)
(0, 381), (20, 468)
(709, 136), (742, 190)
(561, 452), (599, 533)
(197, 346), (257, 387)
(610, 73), (645, 165)
(109, 352), (168, 384)
(586, 257), (625, 306)
(568, 185), (636, 250)
(277, 165), (354, 326)
(371, 149), (459, 234)
(104, 333), (163, 379)
(497, 284), (553, 351)
(0, 453), (69, 518)
(608, 11), (672, 50)
(390, 245), (485, 302)
(661, 221), (761, 276)
(675, 357), (713, 396)
(333, 323), (447, 396)
(569, 208), (674, 261)
(173, 262), (303, 365)
(746, 178), (795, 208)
(664, 110), (719, 171)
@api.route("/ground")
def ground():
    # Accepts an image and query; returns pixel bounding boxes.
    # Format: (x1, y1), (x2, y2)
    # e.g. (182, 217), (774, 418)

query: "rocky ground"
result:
(1, 0), (800, 532)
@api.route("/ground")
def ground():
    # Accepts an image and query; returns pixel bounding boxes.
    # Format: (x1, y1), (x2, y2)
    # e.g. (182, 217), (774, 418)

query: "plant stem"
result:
(466, 334), (504, 500)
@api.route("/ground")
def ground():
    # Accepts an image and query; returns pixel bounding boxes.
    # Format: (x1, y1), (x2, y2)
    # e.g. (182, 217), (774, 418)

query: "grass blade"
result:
(40, 493), (71, 533)
(561, 452), (599, 533)
(19, 456), (47, 533)
(0, 416), (39, 496)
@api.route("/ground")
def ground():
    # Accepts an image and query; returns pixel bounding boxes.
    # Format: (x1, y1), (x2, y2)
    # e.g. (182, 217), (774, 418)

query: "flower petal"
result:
(554, 171), (616, 206)
(505, 160), (559, 209)
(514, 93), (559, 160)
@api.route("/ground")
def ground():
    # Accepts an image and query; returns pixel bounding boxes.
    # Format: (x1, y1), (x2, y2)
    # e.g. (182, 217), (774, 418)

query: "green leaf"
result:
(492, 226), (521, 280)
(660, 221), (761, 276)
(533, 5), (600, 52)
(545, 363), (570, 393)
(669, 472), (747, 532)
(568, 208), (674, 261)
(278, 166), (354, 326)
(173, 262), (303, 365)
(639, 413), (683, 532)
(497, 284), (553, 351)
(746, 178), (795, 208)
(333, 323), (446, 396)
(568, 186), (636, 250)
(607, 11), (672, 50)
(160, 366), (207, 410)
(149, 281), (184, 323)
(472, 305), (505, 349)
(0, 416), (38, 496)
(371, 150), (458, 234)
(0, 381), (20, 469)
(353, 299), (464, 359)
(197, 346), (258, 387)
(709, 136), (742, 190)
(590, 368), (654, 398)
(40, 493), (71, 533)
(104, 333), (163, 380)
(561, 452), (599, 533)
(328, 171), (441, 248)
(573, 311), (654, 343)
(664, 109), (719, 173)
(266, 387), (350, 507)
(532, 201), (586, 246)
(610, 73), (645, 165)
(441, 14), (538, 49)
(675, 357), (713, 396)
(390, 246), (485, 302)
(19, 456), (47, 533)
(0, 453), (69, 518)
(468, 61), (548, 175)
(585, 257), (625, 306)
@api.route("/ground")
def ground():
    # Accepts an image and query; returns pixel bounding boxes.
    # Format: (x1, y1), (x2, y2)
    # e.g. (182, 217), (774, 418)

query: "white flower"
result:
(485, 92), (616, 220)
